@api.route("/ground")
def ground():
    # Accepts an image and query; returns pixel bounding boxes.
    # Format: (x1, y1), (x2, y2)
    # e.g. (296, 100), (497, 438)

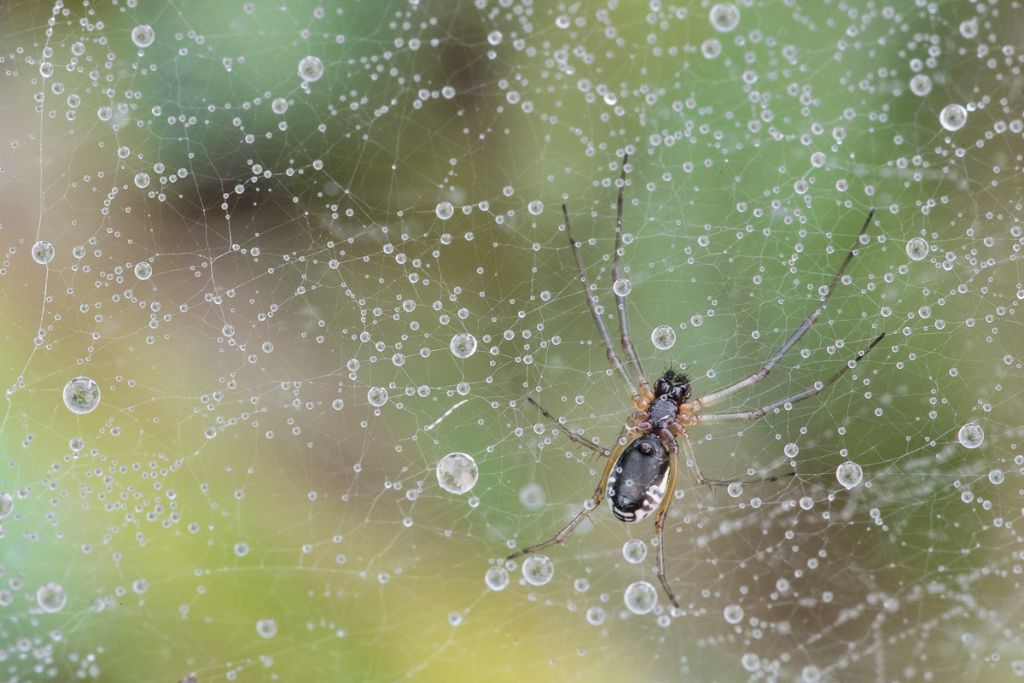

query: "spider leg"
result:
(526, 396), (608, 455)
(654, 429), (681, 608)
(672, 424), (791, 487)
(675, 426), (713, 487)
(692, 209), (876, 410)
(694, 332), (885, 424)
(506, 431), (636, 561)
(610, 154), (650, 396)
(563, 203), (639, 400)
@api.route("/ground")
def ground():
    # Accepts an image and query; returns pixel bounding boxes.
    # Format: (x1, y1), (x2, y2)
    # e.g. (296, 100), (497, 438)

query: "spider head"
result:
(653, 368), (691, 404)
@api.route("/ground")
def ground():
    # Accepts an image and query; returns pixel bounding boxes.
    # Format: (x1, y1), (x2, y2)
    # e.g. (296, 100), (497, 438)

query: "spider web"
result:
(1, 0), (1022, 681)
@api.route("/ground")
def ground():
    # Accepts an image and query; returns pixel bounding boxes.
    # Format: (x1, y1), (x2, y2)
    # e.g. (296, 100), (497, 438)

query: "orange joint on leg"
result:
(676, 405), (698, 427)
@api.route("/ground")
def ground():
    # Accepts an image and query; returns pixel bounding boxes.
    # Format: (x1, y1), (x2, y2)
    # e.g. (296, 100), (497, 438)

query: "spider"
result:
(507, 155), (885, 608)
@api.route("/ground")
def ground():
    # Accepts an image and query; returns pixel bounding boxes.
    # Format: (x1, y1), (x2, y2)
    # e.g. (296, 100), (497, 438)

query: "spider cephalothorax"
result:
(646, 369), (692, 430)
(507, 154), (884, 609)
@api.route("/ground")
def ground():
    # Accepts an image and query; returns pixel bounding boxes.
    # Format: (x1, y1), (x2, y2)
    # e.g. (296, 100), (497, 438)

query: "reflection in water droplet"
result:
(436, 452), (479, 494)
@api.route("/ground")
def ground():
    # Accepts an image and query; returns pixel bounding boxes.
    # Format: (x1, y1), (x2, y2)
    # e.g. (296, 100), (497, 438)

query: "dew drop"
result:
(701, 38), (722, 59)
(905, 237), (929, 261)
(939, 104), (967, 132)
(522, 555), (554, 586)
(367, 386), (388, 407)
(623, 581), (657, 614)
(518, 482), (545, 511)
(435, 201), (454, 220)
(909, 74), (932, 97)
(256, 617), (277, 638)
(957, 423), (984, 449)
(709, 3), (740, 32)
(959, 17), (978, 39)
(32, 241), (55, 264)
(802, 665), (822, 683)
(622, 539), (647, 564)
(297, 55), (324, 82)
(651, 325), (677, 350)
(131, 24), (155, 48)
(436, 452), (478, 494)
(723, 604), (744, 624)
(134, 261), (153, 280)
(485, 566), (509, 591)
(449, 332), (478, 359)
(835, 461), (863, 490)
(36, 582), (67, 613)
(63, 376), (101, 414)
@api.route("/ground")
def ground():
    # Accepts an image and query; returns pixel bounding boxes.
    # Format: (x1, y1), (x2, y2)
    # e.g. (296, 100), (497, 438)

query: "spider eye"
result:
(655, 379), (669, 395)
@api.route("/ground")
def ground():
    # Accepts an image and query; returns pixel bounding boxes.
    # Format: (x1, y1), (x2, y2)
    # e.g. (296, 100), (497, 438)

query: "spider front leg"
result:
(610, 153), (650, 396)
(526, 396), (608, 455)
(692, 209), (876, 410)
(693, 333), (886, 425)
(563, 203), (638, 400)
(506, 431), (637, 561)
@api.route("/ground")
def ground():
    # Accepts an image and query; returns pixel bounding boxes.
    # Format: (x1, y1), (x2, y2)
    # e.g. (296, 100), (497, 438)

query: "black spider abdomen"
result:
(607, 434), (670, 523)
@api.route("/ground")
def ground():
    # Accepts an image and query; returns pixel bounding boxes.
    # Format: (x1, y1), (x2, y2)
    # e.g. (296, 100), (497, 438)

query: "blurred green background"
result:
(0, 0), (1021, 681)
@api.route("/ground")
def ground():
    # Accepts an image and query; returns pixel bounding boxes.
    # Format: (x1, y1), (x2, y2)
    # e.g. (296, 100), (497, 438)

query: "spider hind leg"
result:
(506, 432), (634, 561)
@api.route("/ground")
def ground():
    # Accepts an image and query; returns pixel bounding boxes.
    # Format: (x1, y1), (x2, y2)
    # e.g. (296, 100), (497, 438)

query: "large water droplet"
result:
(623, 581), (657, 614)
(521, 555), (554, 586)
(957, 423), (984, 449)
(436, 452), (479, 495)
(939, 104), (967, 132)
(449, 332), (478, 359)
(836, 461), (863, 490)
(63, 376), (101, 414)
(651, 325), (676, 350)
